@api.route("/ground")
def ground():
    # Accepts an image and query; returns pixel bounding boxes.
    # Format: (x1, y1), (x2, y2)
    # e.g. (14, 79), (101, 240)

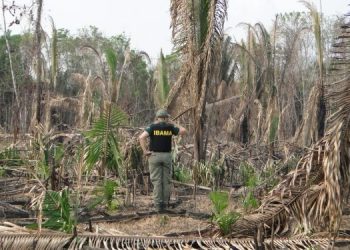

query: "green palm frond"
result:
(105, 47), (117, 82)
(197, 0), (210, 47)
(37, 189), (74, 233)
(105, 48), (118, 103)
(84, 105), (127, 174)
(154, 50), (170, 107)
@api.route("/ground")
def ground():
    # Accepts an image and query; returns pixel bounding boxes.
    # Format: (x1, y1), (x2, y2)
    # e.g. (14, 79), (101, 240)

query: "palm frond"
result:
(0, 233), (337, 249)
(219, 36), (236, 85)
(154, 50), (171, 107)
(300, 0), (323, 77)
(84, 105), (128, 174)
(31, 189), (75, 233)
(105, 48), (117, 83)
(170, 0), (195, 57)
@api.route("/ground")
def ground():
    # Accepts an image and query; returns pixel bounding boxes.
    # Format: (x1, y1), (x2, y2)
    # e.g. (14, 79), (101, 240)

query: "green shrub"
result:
(243, 191), (259, 211)
(173, 165), (192, 183)
(192, 161), (224, 187)
(239, 162), (260, 211)
(27, 189), (74, 233)
(215, 211), (240, 235)
(239, 161), (258, 187)
(88, 180), (119, 211)
(209, 191), (240, 235)
(209, 191), (229, 215)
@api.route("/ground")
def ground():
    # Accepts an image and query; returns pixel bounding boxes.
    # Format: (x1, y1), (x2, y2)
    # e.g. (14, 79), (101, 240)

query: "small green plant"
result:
(192, 161), (224, 188)
(158, 215), (169, 227)
(260, 162), (281, 191)
(210, 191), (229, 215)
(243, 191), (259, 211)
(47, 189), (73, 232)
(0, 147), (25, 178)
(239, 162), (260, 211)
(173, 164), (192, 183)
(29, 189), (75, 233)
(269, 114), (279, 143)
(0, 147), (23, 166)
(209, 191), (240, 235)
(209, 160), (225, 189)
(215, 211), (240, 235)
(88, 180), (119, 211)
(0, 167), (5, 177)
(239, 161), (258, 187)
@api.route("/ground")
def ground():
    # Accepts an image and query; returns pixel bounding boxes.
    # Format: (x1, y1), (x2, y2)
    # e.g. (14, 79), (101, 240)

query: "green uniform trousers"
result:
(148, 152), (172, 210)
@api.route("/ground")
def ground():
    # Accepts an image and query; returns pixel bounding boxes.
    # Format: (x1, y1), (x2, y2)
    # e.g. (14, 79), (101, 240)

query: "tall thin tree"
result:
(1, 0), (20, 140)
(34, 0), (43, 125)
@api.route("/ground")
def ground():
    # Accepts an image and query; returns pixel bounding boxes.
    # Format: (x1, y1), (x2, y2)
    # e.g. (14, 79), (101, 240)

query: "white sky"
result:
(2, 0), (349, 60)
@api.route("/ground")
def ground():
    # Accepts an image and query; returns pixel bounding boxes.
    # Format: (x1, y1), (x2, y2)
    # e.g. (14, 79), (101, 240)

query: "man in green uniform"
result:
(139, 109), (186, 212)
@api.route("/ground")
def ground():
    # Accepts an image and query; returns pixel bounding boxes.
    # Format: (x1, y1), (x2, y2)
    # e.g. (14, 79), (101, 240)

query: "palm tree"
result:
(301, 0), (326, 140)
(167, 0), (228, 161)
(224, 22), (275, 144)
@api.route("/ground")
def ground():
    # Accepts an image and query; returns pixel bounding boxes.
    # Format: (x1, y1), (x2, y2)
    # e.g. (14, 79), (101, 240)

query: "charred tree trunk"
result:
(193, 111), (205, 162)
(34, 0), (43, 125)
(240, 111), (249, 144)
(317, 89), (326, 139)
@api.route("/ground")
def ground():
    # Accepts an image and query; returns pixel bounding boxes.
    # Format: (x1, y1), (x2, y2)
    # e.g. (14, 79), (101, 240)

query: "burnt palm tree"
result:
(167, 0), (227, 161)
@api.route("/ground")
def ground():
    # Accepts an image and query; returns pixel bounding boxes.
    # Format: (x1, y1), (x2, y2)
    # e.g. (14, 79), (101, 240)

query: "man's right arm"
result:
(171, 121), (186, 136)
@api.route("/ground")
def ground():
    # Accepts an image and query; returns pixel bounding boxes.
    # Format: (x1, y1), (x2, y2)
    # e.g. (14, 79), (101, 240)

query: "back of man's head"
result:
(155, 109), (170, 119)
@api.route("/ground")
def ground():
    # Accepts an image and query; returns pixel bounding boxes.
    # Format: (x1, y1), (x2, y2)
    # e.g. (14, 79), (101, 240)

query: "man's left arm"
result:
(139, 131), (152, 156)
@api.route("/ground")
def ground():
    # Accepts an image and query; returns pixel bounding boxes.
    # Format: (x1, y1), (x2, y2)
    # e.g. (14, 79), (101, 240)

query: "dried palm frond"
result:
(0, 222), (31, 234)
(0, 233), (72, 249)
(49, 97), (81, 118)
(293, 85), (320, 146)
(0, 233), (343, 249)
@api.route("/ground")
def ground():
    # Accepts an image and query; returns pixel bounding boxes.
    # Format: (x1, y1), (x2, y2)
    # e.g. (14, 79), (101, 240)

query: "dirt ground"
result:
(77, 186), (350, 240)
(77, 185), (229, 237)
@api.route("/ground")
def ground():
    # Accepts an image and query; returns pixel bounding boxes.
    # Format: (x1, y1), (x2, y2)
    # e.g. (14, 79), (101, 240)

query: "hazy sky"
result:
(4, 0), (349, 60)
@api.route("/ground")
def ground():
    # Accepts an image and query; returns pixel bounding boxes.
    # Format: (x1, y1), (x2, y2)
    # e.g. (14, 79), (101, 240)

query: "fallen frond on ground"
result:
(0, 233), (344, 249)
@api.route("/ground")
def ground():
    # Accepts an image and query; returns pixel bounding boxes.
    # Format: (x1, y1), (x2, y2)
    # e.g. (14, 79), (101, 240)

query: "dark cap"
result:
(156, 109), (170, 118)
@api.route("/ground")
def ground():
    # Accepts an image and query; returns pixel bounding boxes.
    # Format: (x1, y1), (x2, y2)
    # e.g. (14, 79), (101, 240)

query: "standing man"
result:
(139, 109), (186, 212)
